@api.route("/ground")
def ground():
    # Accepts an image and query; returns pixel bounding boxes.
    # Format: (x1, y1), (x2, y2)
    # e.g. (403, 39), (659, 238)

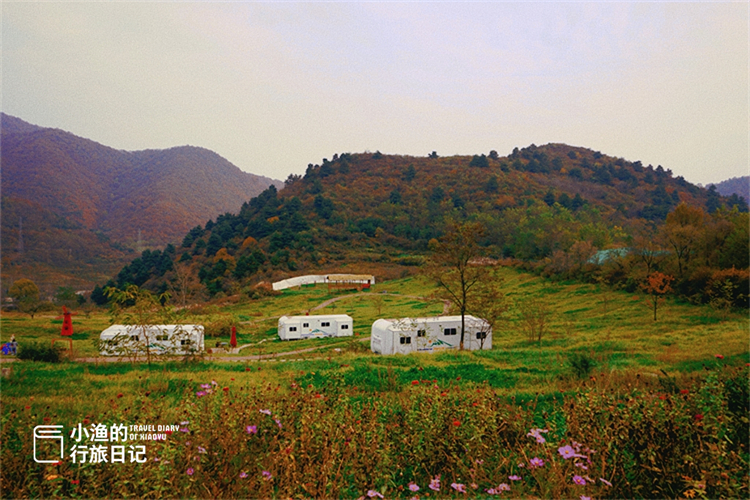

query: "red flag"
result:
(230, 326), (237, 348)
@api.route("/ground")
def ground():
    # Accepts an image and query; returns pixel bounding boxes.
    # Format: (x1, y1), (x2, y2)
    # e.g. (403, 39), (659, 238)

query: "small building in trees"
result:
(277, 314), (354, 340)
(370, 316), (491, 355)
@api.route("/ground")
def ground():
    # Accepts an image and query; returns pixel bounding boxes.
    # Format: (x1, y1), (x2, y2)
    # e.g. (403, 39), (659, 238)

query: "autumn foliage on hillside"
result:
(1, 113), (283, 290)
(1, 113), (282, 248)
(107, 145), (748, 309)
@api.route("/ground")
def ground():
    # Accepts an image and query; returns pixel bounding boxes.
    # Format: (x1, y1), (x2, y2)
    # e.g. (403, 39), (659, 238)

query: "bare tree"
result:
(518, 297), (550, 344)
(470, 276), (508, 349)
(106, 285), (174, 365)
(424, 222), (488, 350)
(169, 262), (199, 308)
(372, 294), (386, 316)
(662, 203), (704, 278)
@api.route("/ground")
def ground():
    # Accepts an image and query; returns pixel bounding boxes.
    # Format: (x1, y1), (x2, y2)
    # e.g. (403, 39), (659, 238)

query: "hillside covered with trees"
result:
(102, 145), (748, 309)
(1, 114), (283, 293)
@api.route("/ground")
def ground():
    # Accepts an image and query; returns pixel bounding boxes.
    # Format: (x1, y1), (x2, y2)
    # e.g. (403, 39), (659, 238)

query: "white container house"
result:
(370, 316), (492, 355)
(99, 324), (205, 356)
(277, 315), (354, 340)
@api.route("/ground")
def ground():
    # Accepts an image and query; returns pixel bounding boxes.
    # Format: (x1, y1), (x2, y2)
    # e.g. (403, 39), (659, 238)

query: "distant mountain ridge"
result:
(1, 113), (283, 246)
(710, 176), (749, 204)
(1, 113), (283, 291)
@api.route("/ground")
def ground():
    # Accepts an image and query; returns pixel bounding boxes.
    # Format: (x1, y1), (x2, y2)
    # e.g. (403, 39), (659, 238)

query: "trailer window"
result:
(399, 336), (412, 344)
(130, 335), (139, 341)
(180, 339), (192, 346)
(321, 322), (330, 327)
(417, 329), (426, 337)
(156, 335), (169, 341)
(341, 324), (349, 330)
(289, 327), (297, 332)
(303, 323), (309, 328)
(476, 331), (487, 339)
(444, 328), (457, 336)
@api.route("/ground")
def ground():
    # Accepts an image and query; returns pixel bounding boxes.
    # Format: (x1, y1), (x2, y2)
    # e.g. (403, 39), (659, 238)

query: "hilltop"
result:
(110, 145), (747, 306)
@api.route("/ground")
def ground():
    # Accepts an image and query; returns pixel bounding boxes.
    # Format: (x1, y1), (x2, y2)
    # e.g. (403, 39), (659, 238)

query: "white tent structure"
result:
(272, 274), (375, 291)
(99, 324), (205, 356)
(370, 316), (491, 355)
(277, 315), (354, 340)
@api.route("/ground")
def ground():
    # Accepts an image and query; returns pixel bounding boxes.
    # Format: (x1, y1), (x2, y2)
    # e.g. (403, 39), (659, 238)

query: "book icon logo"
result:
(33, 425), (64, 463)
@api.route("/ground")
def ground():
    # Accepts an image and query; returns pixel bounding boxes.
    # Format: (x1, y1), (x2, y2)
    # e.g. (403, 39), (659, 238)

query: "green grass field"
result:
(1, 266), (747, 498)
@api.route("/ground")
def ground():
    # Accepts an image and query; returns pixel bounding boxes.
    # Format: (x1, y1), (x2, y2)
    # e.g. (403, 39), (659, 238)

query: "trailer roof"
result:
(279, 314), (353, 321)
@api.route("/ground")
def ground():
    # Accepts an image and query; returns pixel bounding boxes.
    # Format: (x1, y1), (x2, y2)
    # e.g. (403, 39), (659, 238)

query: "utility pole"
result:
(17, 217), (23, 255)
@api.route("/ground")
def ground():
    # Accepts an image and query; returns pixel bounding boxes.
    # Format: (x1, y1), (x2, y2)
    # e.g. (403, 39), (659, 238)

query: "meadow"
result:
(1, 266), (748, 498)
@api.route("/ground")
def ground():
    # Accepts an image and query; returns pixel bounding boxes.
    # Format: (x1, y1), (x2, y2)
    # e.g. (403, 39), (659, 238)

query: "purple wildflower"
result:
(526, 428), (549, 443)
(497, 483), (511, 491)
(558, 445), (578, 459)
(262, 470), (272, 480)
(275, 418), (283, 429)
(600, 478), (612, 487)
(573, 475), (586, 486)
(529, 457), (545, 468)
(239, 471), (248, 479)
(408, 482), (420, 492)
(246, 425), (258, 435)
(508, 475), (521, 481)
(486, 488), (498, 495)
(197, 446), (206, 454)
(581, 496), (591, 500)
(366, 491), (384, 499)
(428, 476), (441, 491)
(200, 383), (211, 389)
(196, 391), (206, 397)
(259, 409), (272, 416)
(451, 483), (466, 493)
(180, 421), (189, 425)
(179, 427), (189, 433)
(211, 380), (217, 386)
(186, 467), (194, 476)
(575, 461), (588, 470)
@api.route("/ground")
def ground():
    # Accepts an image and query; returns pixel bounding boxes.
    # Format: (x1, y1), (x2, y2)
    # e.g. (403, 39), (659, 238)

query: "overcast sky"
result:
(2, 2), (747, 185)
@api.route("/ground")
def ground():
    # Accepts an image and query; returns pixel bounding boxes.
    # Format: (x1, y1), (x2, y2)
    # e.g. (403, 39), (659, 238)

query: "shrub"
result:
(568, 352), (596, 378)
(204, 316), (234, 338)
(16, 342), (64, 363)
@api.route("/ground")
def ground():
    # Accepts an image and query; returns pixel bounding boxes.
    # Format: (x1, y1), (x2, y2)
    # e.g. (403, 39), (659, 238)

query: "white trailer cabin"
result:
(99, 324), (205, 356)
(370, 316), (491, 355)
(278, 315), (354, 340)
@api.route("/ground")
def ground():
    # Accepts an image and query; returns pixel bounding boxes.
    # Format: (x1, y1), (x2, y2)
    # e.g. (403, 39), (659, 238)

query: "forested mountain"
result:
(107, 145), (748, 307)
(1, 113), (283, 293)
(711, 176), (749, 205)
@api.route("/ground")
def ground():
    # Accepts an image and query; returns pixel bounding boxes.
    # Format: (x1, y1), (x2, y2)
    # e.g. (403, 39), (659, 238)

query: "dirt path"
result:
(313, 291), (451, 314)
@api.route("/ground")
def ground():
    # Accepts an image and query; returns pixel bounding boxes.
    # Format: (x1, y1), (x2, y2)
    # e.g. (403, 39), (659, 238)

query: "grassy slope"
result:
(2, 265), (746, 415)
(2, 268), (747, 499)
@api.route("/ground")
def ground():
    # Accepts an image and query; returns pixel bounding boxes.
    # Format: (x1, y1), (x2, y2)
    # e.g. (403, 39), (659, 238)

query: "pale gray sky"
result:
(2, 2), (747, 185)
